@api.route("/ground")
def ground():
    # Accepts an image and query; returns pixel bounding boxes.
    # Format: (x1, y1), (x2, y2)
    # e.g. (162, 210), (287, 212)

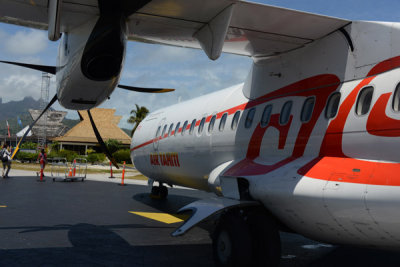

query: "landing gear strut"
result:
(150, 182), (168, 200)
(212, 208), (281, 267)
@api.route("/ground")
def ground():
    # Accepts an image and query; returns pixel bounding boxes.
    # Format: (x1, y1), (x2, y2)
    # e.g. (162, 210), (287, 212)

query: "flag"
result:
(17, 116), (23, 128)
(6, 120), (10, 137)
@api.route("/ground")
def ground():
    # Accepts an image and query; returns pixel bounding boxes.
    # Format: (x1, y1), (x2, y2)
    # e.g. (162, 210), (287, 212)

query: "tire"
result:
(212, 212), (252, 267)
(247, 210), (281, 267)
(150, 186), (160, 198)
(159, 185), (168, 199)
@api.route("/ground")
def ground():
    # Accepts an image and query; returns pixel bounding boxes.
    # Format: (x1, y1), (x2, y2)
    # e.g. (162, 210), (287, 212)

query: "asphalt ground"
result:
(0, 169), (400, 266)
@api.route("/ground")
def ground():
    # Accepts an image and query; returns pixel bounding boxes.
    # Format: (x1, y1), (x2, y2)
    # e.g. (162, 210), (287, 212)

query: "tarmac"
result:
(0, 169), (400, 266)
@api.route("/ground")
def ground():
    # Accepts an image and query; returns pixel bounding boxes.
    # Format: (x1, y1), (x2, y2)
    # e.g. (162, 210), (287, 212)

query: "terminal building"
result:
(52, 108), (131, 154)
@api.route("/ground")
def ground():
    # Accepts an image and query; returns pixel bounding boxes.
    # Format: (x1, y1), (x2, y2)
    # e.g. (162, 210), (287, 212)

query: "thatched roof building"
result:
(52, 108), (130, 154)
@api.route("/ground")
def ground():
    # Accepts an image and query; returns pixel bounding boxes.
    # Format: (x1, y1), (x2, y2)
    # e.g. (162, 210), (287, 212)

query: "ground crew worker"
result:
(1, 144), (11, 178)
(37, 149), (47, 175)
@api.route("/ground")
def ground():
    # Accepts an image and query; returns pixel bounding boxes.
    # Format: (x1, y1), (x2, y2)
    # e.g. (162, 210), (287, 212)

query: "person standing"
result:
(37, 149), (47, 174)
(1, 144), (11, 178)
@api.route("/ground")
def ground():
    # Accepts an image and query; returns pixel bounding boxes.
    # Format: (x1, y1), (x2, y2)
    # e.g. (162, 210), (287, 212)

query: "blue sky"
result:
(0, 0), (400, 129)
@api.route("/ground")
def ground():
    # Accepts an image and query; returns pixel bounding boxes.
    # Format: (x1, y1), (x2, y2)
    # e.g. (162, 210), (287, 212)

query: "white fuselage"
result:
(131, 21), (400, 249)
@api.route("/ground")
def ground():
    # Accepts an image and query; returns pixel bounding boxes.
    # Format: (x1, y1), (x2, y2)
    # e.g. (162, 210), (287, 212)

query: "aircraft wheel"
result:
(247, 210), (281, 267)
(212, 211), (252, 267)
(159, 185), (168, 199)
(150, 186), (160, 199)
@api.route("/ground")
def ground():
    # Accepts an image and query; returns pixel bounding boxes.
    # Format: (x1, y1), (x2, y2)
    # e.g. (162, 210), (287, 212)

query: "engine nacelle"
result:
(81, 15), (127, 81)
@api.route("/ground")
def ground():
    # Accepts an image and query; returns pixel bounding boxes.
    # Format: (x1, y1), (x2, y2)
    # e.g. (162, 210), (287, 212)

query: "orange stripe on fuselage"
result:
(298, 157), (400, 186)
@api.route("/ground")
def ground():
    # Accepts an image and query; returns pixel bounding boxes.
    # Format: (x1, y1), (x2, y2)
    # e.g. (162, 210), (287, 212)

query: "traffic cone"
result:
(73, 159), (76, 176)
(119, 161), (127, 186)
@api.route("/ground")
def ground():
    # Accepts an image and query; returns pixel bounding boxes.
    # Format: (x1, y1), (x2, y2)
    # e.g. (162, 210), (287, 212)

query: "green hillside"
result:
(0, 97), (79, 135)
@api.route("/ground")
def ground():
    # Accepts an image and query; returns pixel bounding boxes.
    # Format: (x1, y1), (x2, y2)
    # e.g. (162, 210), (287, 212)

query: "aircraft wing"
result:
(128, 0), (350, 58)
(0, 0), (98, 31)
(0, 0), (350, 58)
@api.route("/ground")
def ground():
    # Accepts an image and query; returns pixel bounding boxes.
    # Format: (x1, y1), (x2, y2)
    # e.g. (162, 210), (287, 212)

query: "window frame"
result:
(198, 117), (206, 135)
(168, 123), (174, 136)
(279, 100), (293, 125)
(208, 115), (217, 133)
(155, 126), (161, 138)
(189, 119), (196, 135)
(161, 125), (168, 137)
(181, 121), (188, 135)
(219, 113), (228, 132)
(260, 104), (272, 127)
(245, 108), (256, 129)
(174, 122), (181, 136)
(392, 83), (400, 112)
(231, 110), (241, 130)
(300, 96), (316, 123)
(355, 86), (374, 116)
(325, 92), (341, 119)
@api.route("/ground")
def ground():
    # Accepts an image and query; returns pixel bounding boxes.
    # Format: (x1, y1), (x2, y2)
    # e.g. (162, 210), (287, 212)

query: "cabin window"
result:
(325, 92), (341, 119)
(161, 125), (167, 137)
(174, 122), (180, 136)
(393, 83), (400, 112)
(231, 111), (241, 130)
(261, 105), (272, 127)
(168, 123), (174, 136)
(219, 113), (228, 131)
(189, 119), (196, 135)
(301, 97), (315, 123)
(181, 121), (188, 135)
(245, 108), (256, 128)
(63, 33), (68, 56)
(198, 117), (206, 134)
(208, 115), (216, 133)
(280, 101), (292, 125)
(356, 86), (374, 115)
(155, 126), (161, 138)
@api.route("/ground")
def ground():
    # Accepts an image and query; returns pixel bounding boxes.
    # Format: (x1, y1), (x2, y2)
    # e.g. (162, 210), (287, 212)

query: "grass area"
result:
(125, 175), (148, 181)
(11, 162), (149, 181)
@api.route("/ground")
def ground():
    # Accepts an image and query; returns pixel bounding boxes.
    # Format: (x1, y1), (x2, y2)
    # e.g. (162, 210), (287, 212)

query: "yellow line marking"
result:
(0, 205), (7, 208)
(129, 211), (189, 224)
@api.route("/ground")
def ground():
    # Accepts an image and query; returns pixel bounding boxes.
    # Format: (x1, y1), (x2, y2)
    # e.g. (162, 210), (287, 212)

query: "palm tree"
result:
(128, 104), (149, 136)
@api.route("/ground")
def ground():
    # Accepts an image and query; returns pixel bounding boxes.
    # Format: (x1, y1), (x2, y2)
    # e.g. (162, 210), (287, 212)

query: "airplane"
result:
(1, 0), (400, 266)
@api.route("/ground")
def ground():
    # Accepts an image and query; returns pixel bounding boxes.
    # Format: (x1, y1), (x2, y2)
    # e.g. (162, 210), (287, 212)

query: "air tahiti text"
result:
(150, 153), (180, 167)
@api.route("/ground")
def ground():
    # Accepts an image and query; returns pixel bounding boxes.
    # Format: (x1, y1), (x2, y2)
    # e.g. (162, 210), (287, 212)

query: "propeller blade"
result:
(118, 84), (175, 93)
(12, 94), (58, 159)
(87, 110), (119, 169)
(0, 60), (56, 74)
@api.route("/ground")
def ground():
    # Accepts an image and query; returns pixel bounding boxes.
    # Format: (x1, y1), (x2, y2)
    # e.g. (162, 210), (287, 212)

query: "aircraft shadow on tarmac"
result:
(0, 223), (214, 266)
(0, 223), (399, 266)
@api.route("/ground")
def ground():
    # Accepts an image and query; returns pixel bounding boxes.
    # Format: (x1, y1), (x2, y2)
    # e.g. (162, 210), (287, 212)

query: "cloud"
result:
(0, 73), (42, 101)
(4, 29), (47, 55)
(0, 24), (252, 130)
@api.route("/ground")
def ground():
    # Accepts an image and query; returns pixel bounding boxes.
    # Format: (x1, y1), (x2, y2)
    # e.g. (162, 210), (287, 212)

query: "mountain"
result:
(0, 97), (40, 122)
(0, 97), (80, 136)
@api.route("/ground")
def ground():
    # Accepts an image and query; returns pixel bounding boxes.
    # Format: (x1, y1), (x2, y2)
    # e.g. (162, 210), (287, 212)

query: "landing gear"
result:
(212, 209), (281, 267)
(150, 182), (168, 200)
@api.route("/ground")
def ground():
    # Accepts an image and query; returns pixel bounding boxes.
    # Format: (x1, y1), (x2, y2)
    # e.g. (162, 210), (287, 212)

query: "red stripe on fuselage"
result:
(298, 55), (400, 186)
(366, 93), (400, 137)
(224, 74), (340, 176)
(131, 74), (340, 151)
